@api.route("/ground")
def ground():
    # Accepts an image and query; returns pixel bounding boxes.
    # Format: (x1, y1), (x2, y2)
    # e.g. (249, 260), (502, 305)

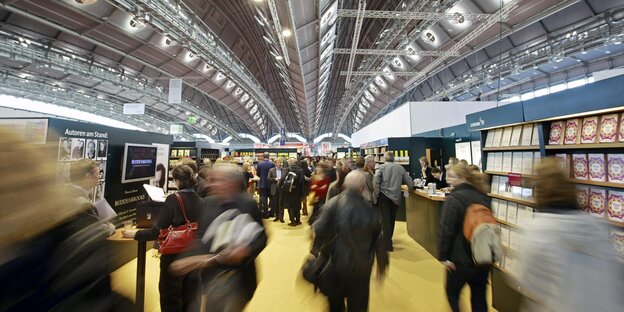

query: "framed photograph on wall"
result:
(58, 137), (71, 161)
(85, 139), (97, 160)
(70, 138), (85, 160)
(97, 140), (108, 160)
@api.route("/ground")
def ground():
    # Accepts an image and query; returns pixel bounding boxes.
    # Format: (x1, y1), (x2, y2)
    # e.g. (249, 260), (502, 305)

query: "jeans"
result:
(377, 193), (398, 250)
(259, 188), (270, 217)
(445, 265), (489, 312)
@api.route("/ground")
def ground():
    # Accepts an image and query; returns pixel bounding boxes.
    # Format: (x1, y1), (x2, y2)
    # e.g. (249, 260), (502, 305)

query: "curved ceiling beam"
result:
(110, 0), (285, 135)
(223, 133), (262, 144)
(313, 133), (352, 144)
(0, 3), (242, 139)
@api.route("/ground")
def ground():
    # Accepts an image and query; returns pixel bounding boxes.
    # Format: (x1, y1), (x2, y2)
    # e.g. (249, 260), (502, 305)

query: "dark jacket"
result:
(0, 211), (115, 312)
(268, 167), (288, 196)
(312, 190), (388, 289)
(187, 192), (267, 301)
(282, 165), (304, 202)
(256, 160), (275, 189)
(135, 190), (202, 242)
(425, 176), (447, 189)
(438, 183), (490, 266)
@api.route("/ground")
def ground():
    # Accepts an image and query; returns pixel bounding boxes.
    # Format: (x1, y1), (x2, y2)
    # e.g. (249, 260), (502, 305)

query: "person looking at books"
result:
(438, 163), (490, 312)
(425, 167), (448, 189)
(123, 165), (202, 312)
(517, 157), (623, 312)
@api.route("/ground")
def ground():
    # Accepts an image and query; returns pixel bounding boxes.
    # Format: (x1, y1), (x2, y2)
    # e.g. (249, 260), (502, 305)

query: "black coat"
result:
(282, 166), (304, 207)
(312, 190), (388, 290)
(438, 183), (490, 266)
(135, 191), (202, 242)
(186, 192), (267, 301)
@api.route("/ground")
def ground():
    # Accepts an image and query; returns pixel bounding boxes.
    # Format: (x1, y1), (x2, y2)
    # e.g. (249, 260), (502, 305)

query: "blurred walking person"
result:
(310, 170), (388, 311)
(518, 158), (624, 312)
(374, 151), (414, 251)
(438, 164), (490, 312)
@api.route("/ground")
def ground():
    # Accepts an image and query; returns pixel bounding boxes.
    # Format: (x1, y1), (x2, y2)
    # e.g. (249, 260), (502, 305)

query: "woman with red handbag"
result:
(123, 165), (202, 312)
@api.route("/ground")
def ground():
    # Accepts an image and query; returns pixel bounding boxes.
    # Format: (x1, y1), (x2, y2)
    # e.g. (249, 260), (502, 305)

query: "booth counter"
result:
(405, 189), (445, 258)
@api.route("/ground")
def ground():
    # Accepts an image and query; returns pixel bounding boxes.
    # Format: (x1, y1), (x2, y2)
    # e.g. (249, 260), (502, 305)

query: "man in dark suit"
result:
(268, 160), (288, 222)
(283, 158), (304, 226)
(256, 152), (275, 218)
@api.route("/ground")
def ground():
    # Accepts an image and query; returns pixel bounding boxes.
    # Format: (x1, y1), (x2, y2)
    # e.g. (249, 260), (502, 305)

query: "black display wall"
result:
(47, 118), (172, 223)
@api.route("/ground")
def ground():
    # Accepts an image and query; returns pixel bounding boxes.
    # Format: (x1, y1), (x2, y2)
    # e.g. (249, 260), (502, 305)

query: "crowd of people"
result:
(1, 126), (622, 312)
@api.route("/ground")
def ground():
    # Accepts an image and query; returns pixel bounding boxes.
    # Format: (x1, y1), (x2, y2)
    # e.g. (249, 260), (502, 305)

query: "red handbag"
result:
(157, 193), (198, 254)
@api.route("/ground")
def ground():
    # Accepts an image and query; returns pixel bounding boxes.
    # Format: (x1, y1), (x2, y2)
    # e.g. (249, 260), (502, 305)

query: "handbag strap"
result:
(174, 193), (191, 225)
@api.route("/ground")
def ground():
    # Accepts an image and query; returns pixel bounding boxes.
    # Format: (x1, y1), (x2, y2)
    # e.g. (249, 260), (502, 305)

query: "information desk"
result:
(405, 189), (445, 258)
(107, 229), (150, 312)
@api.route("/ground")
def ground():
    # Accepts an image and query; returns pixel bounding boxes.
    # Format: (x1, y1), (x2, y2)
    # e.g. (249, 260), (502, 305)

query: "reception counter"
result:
(405, 189), (446, 258)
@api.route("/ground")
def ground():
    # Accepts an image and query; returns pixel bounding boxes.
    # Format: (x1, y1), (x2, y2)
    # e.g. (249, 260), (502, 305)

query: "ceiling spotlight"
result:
(453, 12), (465, 24)
(130, 16), (145, 28)
(74, 0), (98, 4)
(282, 28), (292, 38)
(275, 55), (283, 60)
(425, 32), (436, 43)
(164, 34), (177, 46)
(253, 0), (264, 3)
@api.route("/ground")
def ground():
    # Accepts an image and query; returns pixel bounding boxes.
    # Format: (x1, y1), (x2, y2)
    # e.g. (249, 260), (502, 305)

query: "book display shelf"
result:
(168, 147), (198, 189)
(481, 110), (624, 312)
(362, 144), (411, 165)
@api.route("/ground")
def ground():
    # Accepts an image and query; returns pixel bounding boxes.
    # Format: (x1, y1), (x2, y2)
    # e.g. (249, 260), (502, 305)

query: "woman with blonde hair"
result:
(438, 164), (490, 312)
(518, 157), (623, 312)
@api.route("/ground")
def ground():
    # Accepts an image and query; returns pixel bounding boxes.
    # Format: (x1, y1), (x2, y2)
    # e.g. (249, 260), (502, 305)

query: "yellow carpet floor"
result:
(111, 215), (496, 311)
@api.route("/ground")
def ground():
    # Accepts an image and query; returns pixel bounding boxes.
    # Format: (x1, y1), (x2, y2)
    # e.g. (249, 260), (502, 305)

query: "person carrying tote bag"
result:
(123, 165), (202, 312)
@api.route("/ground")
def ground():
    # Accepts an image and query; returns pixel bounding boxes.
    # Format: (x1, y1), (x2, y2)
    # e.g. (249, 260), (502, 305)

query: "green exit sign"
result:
(187, 115), (198, 124)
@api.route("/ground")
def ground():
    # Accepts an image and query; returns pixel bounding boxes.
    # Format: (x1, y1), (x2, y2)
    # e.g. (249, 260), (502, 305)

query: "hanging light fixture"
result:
(75, 0), (98, 4)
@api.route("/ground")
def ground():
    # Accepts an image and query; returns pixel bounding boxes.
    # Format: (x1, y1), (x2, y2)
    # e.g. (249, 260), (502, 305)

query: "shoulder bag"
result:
(157, 193), (198, 254)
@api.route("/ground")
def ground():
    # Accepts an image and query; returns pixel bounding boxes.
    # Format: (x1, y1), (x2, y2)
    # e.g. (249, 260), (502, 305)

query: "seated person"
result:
(425, 167), (448, 189)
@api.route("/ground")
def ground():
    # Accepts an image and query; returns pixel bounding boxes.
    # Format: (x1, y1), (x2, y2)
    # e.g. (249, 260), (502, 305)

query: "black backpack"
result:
(283, 172), (297, 192)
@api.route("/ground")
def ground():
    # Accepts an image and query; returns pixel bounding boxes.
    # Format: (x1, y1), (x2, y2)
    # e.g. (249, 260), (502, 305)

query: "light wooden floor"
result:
(111, 215), (496, 312)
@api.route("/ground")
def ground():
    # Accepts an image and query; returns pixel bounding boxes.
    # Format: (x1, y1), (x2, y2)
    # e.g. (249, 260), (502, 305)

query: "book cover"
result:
(619, 113), (624, 142)
(500, 127), (514, 147)
(510, 125), (523, 146)
(611, 231), (624, 261)
(607, 154), (624, 183)
(511, 152), (523, 173)
(575, 185), (590, 212)
(491, 198), (500, 217)
(588, 153), (606, 182)
(491, 176), (500, 195)
(533, 152), (541, 175)
(506, 202), (518, 225)
(511, 186), (523, 199)
(531, 124), (540, 146)
(486, 153), (494, 172)
(493, 152), (503, 172)
(499, 176), (509, 197)
(521, 187), (533, 200)
(521, 152), (533, 175)
(564, 118), (581, 144)
(492, 128), (504, 148)
(581, 116), (599, 144)
(607, 191), (624, 223)
(501, 226), (510, 247)
(599, 113), (619, 143)
(554, 154), (570, 178)
(572, 154), (589, 180)
(521, 124), (534, 146)
(548, 121), (565, 145)
(502, 152), (513, 173)
(485, 130), (495, 147)
(498, 200), (508, 221)
(589, 188), (607, 217)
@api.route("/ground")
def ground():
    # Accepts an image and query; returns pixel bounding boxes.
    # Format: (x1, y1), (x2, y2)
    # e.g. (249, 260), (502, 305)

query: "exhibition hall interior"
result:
(0, 0), (623, 311)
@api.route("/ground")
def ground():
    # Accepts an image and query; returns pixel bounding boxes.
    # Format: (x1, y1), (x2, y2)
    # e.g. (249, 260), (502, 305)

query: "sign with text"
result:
(508, 173), (522, 187)
(168, 78), (182, 104)
(123, 103), (145, 115)
(169, 124), (184, 135)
